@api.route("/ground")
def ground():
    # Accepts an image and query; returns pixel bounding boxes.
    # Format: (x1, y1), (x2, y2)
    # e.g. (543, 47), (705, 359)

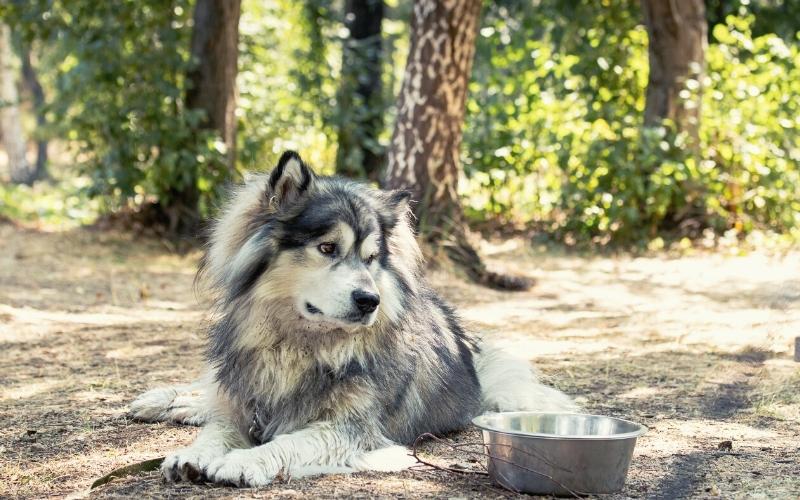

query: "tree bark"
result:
(0, 23), (33, 185)
(186, 0), (241, 167)
(171, 0), (240, 235)
(641, 0), (707, 141)
(385, 0), (481, 230)
(385, 0), (530, 290)
(336, 0), (384, 180)
(20, 44), (47, 181)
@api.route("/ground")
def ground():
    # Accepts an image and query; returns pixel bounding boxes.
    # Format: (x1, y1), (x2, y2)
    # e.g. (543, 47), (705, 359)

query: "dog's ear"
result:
(378, 189), (414, 228)
(387, 189), (412, 212)
(267, 151), (316, 210)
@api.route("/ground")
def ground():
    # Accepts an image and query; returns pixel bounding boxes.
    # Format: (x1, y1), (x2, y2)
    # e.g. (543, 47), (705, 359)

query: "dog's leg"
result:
(161, 417), (247, 483)
(204, 422), (415, 487)
(476, 344), (578, 412)
(128, 372), (214, 425)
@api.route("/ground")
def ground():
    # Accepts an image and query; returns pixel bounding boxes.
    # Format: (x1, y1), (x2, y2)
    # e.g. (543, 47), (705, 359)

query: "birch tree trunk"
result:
(0, 23), (32, 185)
(385, 0), (480, 230)
(642, 0), (707, 142)
(385, 0), (530, 290)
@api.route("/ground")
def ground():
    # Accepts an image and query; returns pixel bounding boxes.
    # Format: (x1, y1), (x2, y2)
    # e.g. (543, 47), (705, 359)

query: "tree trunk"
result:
(336, 0), (384, 180)
(0, 23), (33, 185)
(172, 0), (240, 235)
(385, 0), (530, 290)
(20, 44), (47, 181)
(385, 0), (479, 230)
(186, 0), (241, 166)
(641, 0), (706, 141)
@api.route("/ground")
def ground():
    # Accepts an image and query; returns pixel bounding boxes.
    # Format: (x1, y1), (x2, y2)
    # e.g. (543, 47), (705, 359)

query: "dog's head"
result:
(203, 151), (421, 333)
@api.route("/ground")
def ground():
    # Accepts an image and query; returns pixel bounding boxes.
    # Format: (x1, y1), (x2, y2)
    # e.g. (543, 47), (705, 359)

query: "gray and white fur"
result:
(129, 151), (576, 487)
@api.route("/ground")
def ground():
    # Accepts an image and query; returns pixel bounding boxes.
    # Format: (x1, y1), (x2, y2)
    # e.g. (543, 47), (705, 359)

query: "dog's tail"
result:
(128, 372), (214, 426)
(475, 344), (578, 412)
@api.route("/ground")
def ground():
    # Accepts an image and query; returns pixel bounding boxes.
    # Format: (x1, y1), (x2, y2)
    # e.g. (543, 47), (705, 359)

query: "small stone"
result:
(717, 440), (733, 451)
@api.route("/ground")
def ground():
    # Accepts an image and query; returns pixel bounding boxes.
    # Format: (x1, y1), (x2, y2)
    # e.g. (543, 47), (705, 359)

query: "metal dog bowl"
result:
(472, 412), (647, 496)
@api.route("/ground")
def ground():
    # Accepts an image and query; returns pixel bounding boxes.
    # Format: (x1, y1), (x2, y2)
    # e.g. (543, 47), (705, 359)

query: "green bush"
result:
(464, 3), (800, 245)
(702, 16), (800, 235)
(4, 1), (798, 245)
(236, 0), (339, 174)
(8, 0), (227, 215)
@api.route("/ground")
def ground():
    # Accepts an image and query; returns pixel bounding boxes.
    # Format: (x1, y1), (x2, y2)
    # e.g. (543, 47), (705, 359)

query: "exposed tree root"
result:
(428, 225), (533, 292)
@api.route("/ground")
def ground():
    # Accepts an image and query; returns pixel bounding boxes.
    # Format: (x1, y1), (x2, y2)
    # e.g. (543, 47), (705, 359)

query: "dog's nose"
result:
(352, 290), (380, 314)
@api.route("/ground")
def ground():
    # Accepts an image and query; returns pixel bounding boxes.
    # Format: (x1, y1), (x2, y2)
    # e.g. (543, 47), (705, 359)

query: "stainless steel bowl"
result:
(472, 412), (647, 496)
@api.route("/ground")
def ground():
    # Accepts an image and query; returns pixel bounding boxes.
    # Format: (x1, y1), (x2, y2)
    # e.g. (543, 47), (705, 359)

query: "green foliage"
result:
(236, 0), (339, 172)
(236, 0), (407, 175)
(3, 0), (798, 247)
(7, 0), (227, 216)
(707, 0), (800, 41)
(463, 1), (800, 245)
(0, 173), (100, 228)
(702, 16), (800, 234)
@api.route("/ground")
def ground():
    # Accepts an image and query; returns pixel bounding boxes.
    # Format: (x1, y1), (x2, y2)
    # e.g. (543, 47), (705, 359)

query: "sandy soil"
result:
(1, 224), (798, 499)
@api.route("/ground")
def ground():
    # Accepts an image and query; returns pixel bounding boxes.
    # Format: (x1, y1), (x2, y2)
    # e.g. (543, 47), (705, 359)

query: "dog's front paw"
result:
(129, 387), (178, 422)
(206, 448), (279, 487)
(161, 443), (226, 483)
(129, 387), (208, 426)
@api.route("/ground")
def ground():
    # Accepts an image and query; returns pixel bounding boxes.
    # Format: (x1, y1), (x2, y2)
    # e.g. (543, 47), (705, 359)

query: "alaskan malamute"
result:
(130, 151), (575, 486)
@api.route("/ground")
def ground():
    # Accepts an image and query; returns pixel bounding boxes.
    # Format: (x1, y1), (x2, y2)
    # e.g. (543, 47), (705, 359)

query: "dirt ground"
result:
(1, 223), (799, 499)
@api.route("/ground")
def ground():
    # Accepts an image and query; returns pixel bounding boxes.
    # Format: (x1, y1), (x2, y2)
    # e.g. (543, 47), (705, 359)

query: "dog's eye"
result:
(365, 254), (377, 265)
(318, 242), (337, 256)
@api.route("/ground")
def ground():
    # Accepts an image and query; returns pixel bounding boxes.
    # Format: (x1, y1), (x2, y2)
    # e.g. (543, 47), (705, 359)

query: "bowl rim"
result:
(472, 411), (648, 441)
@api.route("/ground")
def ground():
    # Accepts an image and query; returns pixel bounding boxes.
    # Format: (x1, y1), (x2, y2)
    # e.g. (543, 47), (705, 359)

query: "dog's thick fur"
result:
(130, 151), (576, 486)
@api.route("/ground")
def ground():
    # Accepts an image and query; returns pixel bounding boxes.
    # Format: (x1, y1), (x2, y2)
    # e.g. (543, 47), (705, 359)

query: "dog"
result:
(129, 151), (576, 487)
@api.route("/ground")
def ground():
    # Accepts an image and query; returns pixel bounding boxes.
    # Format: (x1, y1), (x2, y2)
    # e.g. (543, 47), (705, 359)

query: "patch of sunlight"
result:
(459, 300), (546, 325)
(2, 379), (63, 400)
(665, 316), (795, 353)
(73, 266), (96, 278)
(634, 418), (786, 461)
(675, 420), (778, 440)
(482, 333), (615, 357)
(2, 288), (63, 303)
(618, 386), (670, 400)
(754, 402), (800, 422)
(140, 263), (200, 275)
(0, 304), (201, 333)
(141, 300), (193, 311)
(461, 297), (633, 329)
(479, 237), (524, 256)
(72, 390), (125, 404)
(106, 345), (166, 360)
